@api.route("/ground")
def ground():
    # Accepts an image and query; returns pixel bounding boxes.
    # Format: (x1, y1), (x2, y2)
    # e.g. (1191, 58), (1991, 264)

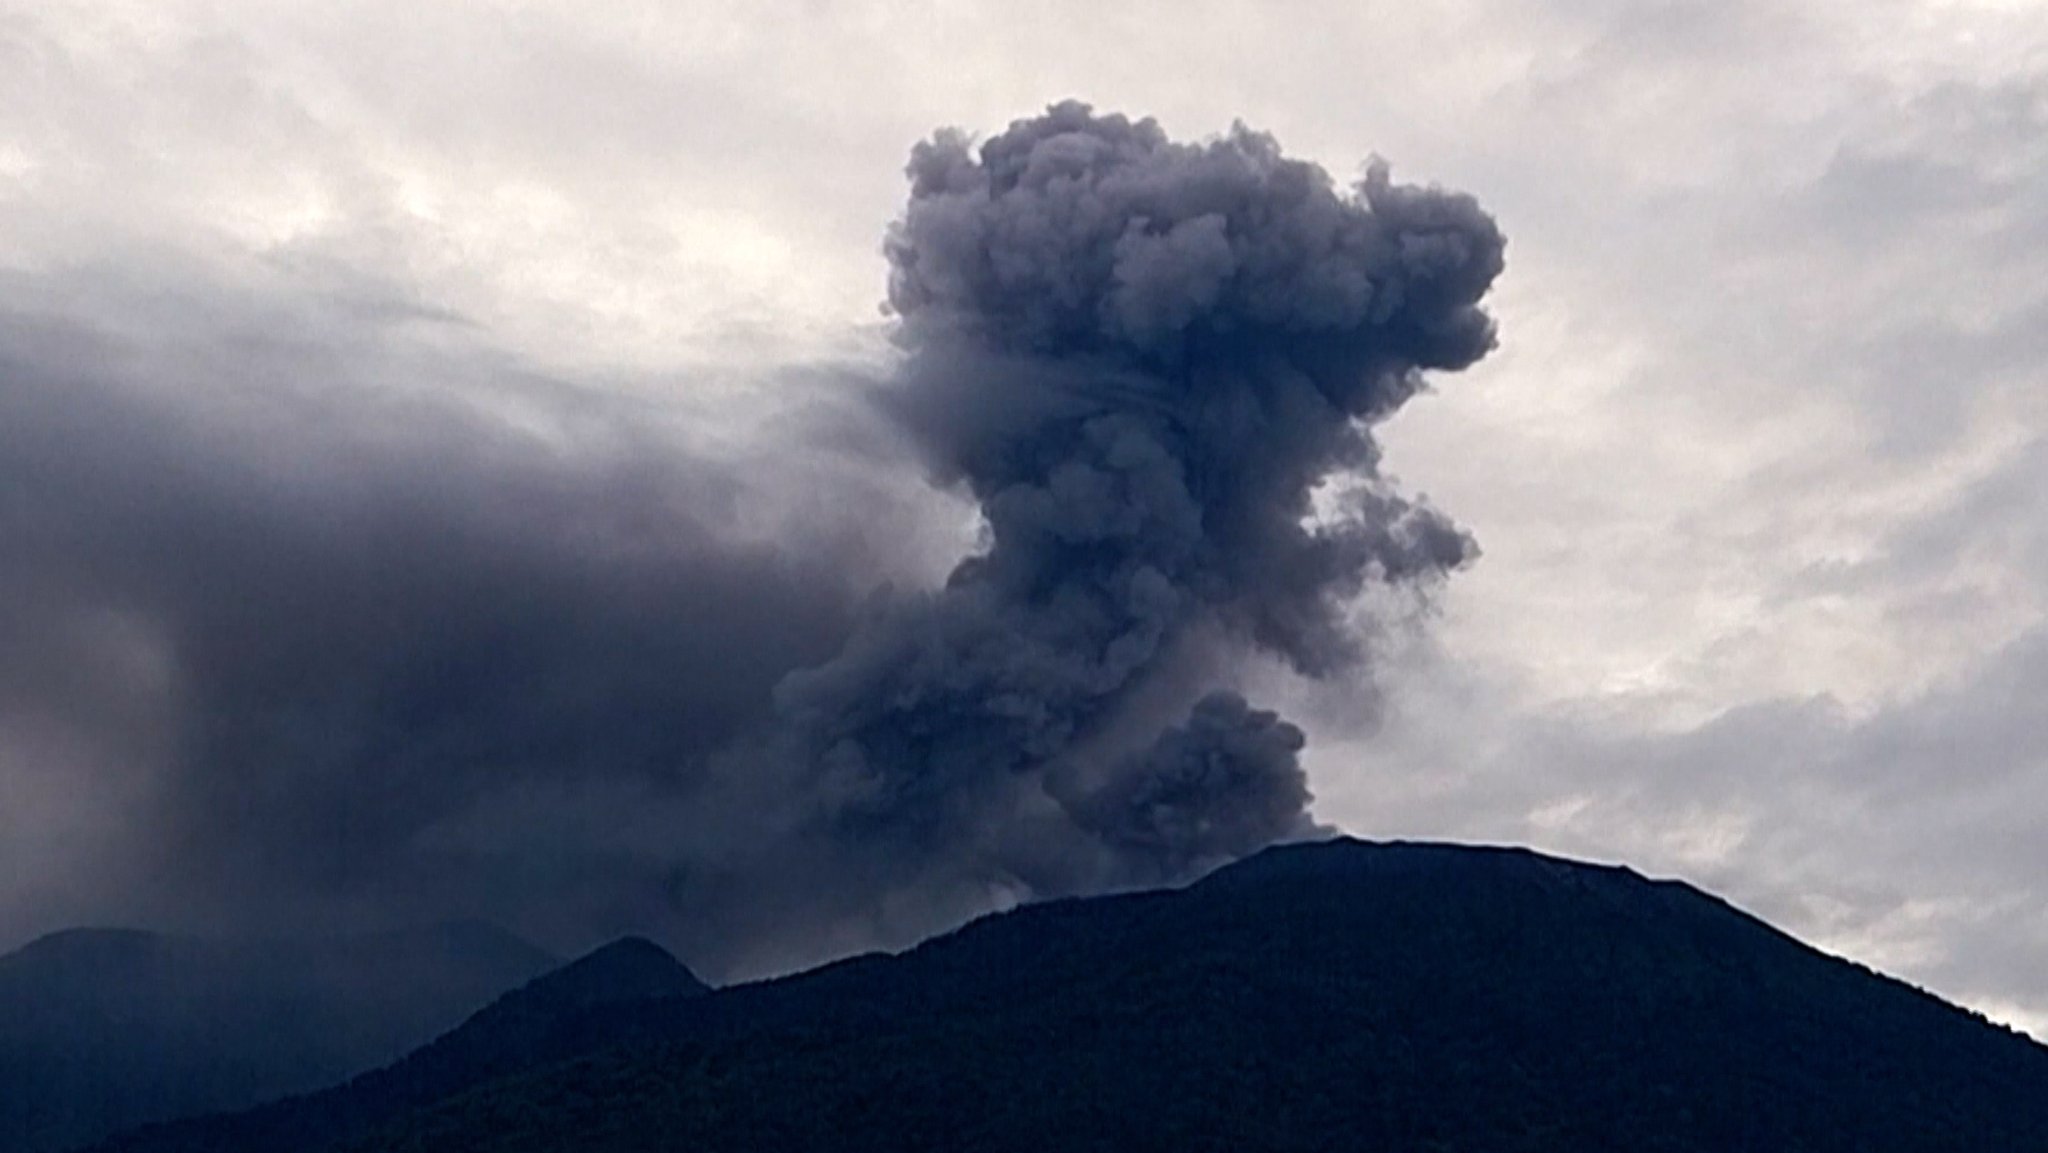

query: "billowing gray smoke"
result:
(765, 102), (1503, 905)
(0, 102), (1502, 979)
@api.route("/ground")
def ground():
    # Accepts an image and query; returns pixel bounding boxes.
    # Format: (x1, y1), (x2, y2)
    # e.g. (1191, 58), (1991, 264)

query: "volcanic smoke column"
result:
(774, 102), (1505, 894)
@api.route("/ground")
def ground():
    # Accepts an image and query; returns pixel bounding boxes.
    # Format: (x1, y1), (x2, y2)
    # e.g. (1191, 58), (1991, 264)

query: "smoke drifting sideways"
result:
(0, 103), (1503, 980)
(0, 278), (935, 970)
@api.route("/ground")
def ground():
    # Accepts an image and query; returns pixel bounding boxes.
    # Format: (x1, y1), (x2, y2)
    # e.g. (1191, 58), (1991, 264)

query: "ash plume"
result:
(0, 102), (1503, 978)
(1058, 691), (1313, 885)
(755, 101), (1504, 926)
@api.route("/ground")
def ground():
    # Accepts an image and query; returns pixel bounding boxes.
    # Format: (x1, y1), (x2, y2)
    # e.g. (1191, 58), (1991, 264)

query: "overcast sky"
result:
(2, 0), (2043, 1032)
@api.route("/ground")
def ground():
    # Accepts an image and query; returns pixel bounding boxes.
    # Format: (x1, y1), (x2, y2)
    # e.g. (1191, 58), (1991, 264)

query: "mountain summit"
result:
(99, 839), (2048, 1152)
(481, 936), (707, 1016)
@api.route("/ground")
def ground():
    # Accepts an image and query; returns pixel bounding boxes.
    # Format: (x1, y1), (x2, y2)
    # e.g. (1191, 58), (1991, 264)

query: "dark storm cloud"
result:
(0, 103), (1503, 977)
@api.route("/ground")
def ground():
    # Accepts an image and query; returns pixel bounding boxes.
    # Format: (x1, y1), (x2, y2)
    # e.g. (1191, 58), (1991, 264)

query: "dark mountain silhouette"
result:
(97, 840), (2048, 1152)
(337, 935), (708, 1109)
(472, 936), (706, 1016)
(0, 921), (556, 1152)
(90, 937), (710, 1153)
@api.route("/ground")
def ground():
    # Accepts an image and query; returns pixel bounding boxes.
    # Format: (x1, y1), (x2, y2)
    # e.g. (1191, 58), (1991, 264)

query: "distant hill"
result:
(0, 921), (556, 1152)
(99, 840), (2048, 1152)
(92, 936), (709, 1153)
(466, 936), (707, 1017)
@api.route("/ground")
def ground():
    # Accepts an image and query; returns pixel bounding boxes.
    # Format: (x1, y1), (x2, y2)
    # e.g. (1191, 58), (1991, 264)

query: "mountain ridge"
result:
(96, 838), (2048, 1152)
(0, 921), (557, 1152)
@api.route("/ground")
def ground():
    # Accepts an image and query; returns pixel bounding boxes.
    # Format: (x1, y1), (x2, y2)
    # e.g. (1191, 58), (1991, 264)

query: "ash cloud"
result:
(1058, 691), (1313, 885)
(0, 102), (1503, 978)
(753, 102), (1503, 934)
(0, 279), (899, 961)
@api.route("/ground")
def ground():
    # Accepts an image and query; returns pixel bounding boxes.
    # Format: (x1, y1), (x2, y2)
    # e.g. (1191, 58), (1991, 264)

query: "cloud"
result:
(0, 251), (921, 963)
(0, 103), (1504, 979)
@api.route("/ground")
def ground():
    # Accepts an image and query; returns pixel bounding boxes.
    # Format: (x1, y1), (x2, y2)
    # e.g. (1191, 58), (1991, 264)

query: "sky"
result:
(0, 1), (2043, 1033)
